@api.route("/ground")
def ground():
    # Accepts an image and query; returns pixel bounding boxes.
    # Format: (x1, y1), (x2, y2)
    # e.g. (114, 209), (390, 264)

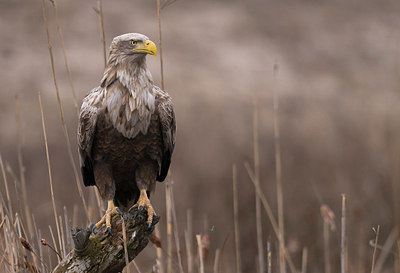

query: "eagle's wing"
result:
(156, 87), (176, 182)
(78, 87), (102, 186)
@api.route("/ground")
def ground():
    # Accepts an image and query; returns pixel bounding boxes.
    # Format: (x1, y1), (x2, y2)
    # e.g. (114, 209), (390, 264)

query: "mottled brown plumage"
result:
(78, 33), (176, 230)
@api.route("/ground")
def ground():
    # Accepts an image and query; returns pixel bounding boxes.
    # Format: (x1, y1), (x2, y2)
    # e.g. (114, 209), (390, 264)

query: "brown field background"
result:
(1, 0), (400, 272)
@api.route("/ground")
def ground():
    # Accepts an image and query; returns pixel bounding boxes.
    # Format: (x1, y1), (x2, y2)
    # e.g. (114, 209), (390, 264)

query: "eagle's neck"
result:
(101, 58), (156, 139)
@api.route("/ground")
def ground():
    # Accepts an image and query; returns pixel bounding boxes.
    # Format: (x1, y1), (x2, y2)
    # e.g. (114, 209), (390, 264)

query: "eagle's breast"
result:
(105, 67), (156, 139)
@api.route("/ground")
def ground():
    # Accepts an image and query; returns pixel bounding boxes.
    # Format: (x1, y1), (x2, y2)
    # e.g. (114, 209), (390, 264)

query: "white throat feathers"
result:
(102, 59), (156, 139)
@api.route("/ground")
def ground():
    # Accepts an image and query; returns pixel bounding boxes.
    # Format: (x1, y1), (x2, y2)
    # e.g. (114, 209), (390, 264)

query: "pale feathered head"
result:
(107, 33), (157, 66)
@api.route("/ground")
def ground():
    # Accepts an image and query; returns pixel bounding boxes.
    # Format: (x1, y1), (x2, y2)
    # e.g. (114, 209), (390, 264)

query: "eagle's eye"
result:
(130, 40), (137, 46)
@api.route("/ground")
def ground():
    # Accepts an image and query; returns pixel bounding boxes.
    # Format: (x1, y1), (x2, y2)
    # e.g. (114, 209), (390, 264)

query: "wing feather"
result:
(155, 87), (176, 182)
(78, 87), (102, 186)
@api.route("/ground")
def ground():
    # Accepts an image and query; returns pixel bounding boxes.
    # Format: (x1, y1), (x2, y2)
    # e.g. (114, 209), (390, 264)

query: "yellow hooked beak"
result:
(133, 40), (157, 56)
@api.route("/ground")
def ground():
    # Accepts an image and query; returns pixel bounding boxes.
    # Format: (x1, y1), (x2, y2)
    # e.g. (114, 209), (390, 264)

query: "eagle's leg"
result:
(133, 163), (157, 228)
(134, 189), (156, 228)
(93, 162), (121, 234)
(94, 200), (121, 234)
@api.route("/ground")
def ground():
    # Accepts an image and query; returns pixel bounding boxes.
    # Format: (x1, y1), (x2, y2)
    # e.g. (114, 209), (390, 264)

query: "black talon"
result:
(91, 224), (96, 234)
(147, 222), (152, 230)
(105, 227), (112, 236)
(138, 206), (143, 213)
(116, 208), (122, 215)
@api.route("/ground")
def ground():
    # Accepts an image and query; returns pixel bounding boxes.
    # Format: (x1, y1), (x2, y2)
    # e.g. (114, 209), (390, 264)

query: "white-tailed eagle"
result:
(78, 33), (176, 233)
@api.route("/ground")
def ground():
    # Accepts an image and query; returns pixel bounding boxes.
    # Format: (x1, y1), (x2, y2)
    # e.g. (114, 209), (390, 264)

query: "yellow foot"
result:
(133, 189), (156, 229)
(93, 200), (122, 235)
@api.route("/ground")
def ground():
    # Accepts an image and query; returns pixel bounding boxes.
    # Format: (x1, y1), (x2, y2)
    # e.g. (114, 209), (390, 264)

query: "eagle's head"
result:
(107, 33), (157, 66)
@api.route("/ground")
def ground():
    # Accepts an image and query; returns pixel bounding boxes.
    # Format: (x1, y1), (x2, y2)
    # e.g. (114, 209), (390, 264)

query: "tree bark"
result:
(52, 207), (159, 273)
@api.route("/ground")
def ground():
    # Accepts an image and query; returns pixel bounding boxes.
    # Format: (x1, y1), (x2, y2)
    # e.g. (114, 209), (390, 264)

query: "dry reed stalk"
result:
(97, 0), (107, 68)
(32, 214), (46, 272)
(2, 217), (14, 273)
(51, 0), (79, 115)
(155, 226), (164, 273)
(272, 63), (286, 273)
(341, 194), (347, 273)
(132, 260), (143, 273)
(41, 0), (90, 223)
(37, 229), (45, 273)
(252, 100), (265, 273)
(38, 92), (63, 259)
(15, 215), (21, 237)
(169, 181), (185, 273)
(47, 229), (62, 263)
(18, 214), (45, 273)
(323, 222), (331, 273)
(187, 209), (193, 272)
(0, 190), (4, 219)
(59, 215), (65, 257)
(46, 225), (62, 262)
(370, 225), (380, 273)
(166, 182), (172, 273)
(14, 96), (36, 246)
(320, 204), (335, 273)
(244, 162), (297, 273)
(63, 206), (71, 252)
(0, 155), (13, 222)
(47, 245), (52, 269)
(217, 234), (229, 273)
(196, 234), (204, 273)
(213, 249), (220, 273)
(232, 164), (242, 273)
(121, 216), (131, 273)
(16, 214), (29, 245)
(374, 227), (397, 273)
(157, 0), (165, 90)
(301, 247), (308, 273)
(19, 237), (37, 273)
(184, 231), (192, 273)
(185, 208), (193, 273)
(267, 241), (272, 273)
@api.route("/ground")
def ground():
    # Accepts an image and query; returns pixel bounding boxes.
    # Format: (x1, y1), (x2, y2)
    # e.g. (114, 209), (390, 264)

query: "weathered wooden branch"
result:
(52, 207), (159, 273)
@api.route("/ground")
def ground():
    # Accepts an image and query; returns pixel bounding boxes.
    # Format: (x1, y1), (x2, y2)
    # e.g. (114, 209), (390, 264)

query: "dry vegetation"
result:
(1, 0), (400, 272)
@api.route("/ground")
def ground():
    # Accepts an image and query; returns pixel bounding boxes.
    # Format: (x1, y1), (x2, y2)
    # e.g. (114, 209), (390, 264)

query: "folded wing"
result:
(155, 88), (176, 182)
(78, 87), (102, 186)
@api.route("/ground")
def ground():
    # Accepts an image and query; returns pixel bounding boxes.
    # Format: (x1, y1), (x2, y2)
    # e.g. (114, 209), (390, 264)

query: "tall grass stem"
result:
(273, 63), (286, 273)
(38, 92), (63, 259)
(340, 194), (347, 273)
(370, 225), (380, 273)
(232, 164), (242, 273)
(97, 0), (107, 68)
(196, 234), (204, 273)
(157, 0), (165, 90)
(252, 100), (264, 273)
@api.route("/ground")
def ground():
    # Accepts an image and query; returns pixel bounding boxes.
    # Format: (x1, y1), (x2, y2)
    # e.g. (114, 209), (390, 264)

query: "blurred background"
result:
(1, 0), (400, 272)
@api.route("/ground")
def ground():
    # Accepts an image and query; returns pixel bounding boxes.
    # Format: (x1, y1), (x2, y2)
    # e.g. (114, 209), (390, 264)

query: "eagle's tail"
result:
(82, 158), (96, 186)
(115, 187), (151, 212)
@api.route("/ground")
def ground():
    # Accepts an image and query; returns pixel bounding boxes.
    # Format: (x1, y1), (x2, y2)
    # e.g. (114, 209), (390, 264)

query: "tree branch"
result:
(52, 207), (159, 273)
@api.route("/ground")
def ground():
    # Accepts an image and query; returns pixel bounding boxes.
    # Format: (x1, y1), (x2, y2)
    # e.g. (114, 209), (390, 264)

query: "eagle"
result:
(78, 33), (176, 233)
